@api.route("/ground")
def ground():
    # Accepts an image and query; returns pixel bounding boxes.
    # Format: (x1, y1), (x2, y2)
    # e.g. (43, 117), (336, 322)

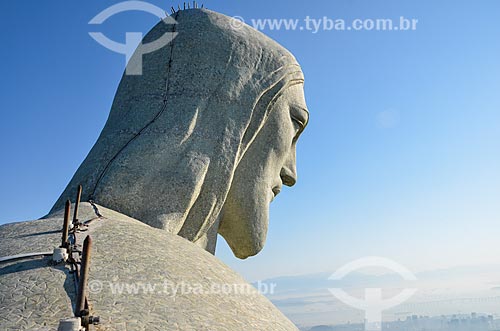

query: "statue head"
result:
(52, 9), (309, 259)
(218, 84), (308, 258)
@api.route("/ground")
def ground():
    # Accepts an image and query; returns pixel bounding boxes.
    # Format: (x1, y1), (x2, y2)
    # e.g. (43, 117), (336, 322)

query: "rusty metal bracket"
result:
(59, 186), (101, 329)
(72, 185), (82, 226)
(61, 200), (71, 248)
(74, 236), (100, 329)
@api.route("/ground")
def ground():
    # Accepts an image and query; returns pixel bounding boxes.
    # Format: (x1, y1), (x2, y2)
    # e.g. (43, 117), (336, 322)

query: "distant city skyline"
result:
(300, 313), (500, 331)
(260, 264), (500, 328)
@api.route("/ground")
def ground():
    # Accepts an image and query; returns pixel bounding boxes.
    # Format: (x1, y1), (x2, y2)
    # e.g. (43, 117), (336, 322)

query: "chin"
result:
(223, 235), (266, 259)
(218, 211), (269, 259)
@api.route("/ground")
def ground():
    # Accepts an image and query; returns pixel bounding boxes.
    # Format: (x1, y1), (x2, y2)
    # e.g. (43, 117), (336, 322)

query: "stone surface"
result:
(0, 7), (311, 330)
(0, 203), (298, 330)
(50, 8), (308, 258)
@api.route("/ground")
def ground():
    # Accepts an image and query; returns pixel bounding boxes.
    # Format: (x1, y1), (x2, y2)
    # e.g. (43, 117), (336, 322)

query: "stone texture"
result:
(49, 8), (307, 258)
(0, 203), (298, 330)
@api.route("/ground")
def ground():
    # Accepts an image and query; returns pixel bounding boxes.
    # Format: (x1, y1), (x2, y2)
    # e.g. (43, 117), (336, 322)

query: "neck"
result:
(193, 216), (220, 254)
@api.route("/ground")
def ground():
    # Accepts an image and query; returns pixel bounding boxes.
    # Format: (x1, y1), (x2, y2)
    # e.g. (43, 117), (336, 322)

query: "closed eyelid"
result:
(292, 117), (303, 129)
(290, 106), (309, 128)
(290, 115), (308, 136)
(291, 118), (305, 143)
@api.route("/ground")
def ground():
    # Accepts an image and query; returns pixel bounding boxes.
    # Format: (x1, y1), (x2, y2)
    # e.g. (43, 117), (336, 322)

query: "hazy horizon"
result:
(1, 0), (499, 308)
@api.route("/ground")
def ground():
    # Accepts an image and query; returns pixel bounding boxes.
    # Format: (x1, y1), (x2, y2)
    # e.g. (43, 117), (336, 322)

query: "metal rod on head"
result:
(194, 1), (197, 8)
(184, 2), (186, 10)
(61, 200), (71, 247)
(73, 185), (82, 225)
(170, 6), (175, 14)
(76, 236), (92, 317)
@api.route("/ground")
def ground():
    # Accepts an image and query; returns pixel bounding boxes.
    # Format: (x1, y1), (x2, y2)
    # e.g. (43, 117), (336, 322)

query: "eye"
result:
(291, 118), (304, 143)
(289, 105), (309, 142)
(290, 106), (309, 134)
(292, 117), (304, 133)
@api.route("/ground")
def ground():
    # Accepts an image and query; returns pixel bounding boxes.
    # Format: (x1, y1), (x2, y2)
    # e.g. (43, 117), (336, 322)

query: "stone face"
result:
(218, 84), (309, 258)
(0, 203), (298, 330)
(50, 8), (308, 258)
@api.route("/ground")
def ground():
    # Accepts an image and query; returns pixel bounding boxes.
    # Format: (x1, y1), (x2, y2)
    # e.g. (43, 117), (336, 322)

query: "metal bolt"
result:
(76, 236), (92, 317)
(89, 316), (100, 325)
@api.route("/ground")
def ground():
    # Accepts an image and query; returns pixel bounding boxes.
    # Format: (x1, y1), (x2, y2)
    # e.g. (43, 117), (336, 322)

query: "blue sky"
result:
(1, 0), (499, 281)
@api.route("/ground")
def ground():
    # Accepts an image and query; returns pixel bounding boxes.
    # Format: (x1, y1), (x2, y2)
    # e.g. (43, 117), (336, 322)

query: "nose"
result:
(280, 149), (297, 187)
(280, 167), (296, 186)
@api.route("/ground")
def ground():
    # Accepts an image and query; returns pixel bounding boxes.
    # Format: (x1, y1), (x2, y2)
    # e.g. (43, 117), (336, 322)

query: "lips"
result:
(271, 186), (281, 199)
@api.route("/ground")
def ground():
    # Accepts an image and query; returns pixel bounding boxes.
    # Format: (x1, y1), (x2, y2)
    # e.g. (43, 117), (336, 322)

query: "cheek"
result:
(271, 120), (295, 160)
